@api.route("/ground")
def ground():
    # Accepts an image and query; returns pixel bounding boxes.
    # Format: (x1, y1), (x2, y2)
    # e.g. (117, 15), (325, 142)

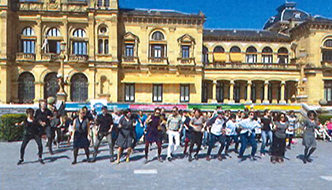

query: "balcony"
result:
(148, 57), (168, 65)
(177, 57), (195, 64)
(204, 62), (300, 71)
(41, 53), (61, 62)
(68, 54), (88, 62)
(16, 53), (35, 61)
(122, 56), (139, 64)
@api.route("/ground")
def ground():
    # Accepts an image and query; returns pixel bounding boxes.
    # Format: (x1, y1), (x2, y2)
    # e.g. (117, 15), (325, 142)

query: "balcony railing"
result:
(148, 57), (168, 64)
(122, 56), (139, 63)
(204, 62), (299, 70)
(16, 53), (35, 61)
(177, 57), (195, 64)
(41, 53), (61, 61)
(69, 54), (88, 62)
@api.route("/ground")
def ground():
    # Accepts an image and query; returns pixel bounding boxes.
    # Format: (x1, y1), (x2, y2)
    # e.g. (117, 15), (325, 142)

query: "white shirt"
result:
(238, 118), (261, 134)
(211, 117), (225, 136)
(225, 120), (237, 136)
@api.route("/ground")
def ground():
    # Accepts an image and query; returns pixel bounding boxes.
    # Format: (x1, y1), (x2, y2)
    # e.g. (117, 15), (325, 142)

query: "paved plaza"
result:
(0, 139), (332, 190)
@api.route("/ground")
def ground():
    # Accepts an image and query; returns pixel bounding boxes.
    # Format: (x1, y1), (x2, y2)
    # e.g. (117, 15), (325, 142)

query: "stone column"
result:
(240, 82), (246, 103)
(229, 80), (234, 103)
(263, 80), (269, 103)
(247, 81), (252, 103)
(280, 81), (286, 104)
(36, 18), (42, 60)
(212, 80), (217, 103)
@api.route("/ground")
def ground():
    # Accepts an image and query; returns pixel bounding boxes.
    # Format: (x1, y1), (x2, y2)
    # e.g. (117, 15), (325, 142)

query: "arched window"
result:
(230, 46), (241, 53)
(150, 31), (166, 60)
(72, 29), (87, 55)
(73, 29), (86, 38)
(151, 31), (165, 41)
(47, 28), (61, 37)
(71, 73), (88, 102)
(262, 47), (273, 63)
(213, 46), (225, 53)
(18, 72), (35, 104)
(278, 48), (288, 64)
(246, 46), (257, 63)
(22, 27), (35, 36)
(324, 40), (332, 47)
(44, 73), (59, 99)
(323, 39), (332, 62)
(202, 46), (209, 64)
(45, 28), (61, 54)
(98, 26), (109, 54)
(21, 27), (35, 54)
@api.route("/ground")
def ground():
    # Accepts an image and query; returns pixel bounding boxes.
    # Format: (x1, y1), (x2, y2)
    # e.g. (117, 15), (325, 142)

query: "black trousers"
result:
(271, 136), (286, 157)
(20, 134), (43, 160)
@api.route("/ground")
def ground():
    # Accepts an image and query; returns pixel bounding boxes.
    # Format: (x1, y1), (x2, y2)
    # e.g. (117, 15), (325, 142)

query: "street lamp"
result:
(56, 42), (67, 102)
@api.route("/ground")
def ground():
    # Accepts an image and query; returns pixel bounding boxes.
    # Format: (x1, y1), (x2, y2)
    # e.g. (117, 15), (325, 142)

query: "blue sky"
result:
(120, 0), (332, 29)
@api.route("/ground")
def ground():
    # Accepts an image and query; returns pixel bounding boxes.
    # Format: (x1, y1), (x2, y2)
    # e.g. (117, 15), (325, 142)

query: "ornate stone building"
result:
(0, 0), (331, 107)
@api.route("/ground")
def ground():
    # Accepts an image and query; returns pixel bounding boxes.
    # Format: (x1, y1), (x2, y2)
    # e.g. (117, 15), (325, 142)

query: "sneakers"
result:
(71, 160), (77, 165)
(39, 158), (45, 165)
(126, 156), (130, 163)
(17, 159), (24, 165)
(194, 154), (199, 160)
(167, 157), (172, 162)
(217, 156), (223, 161)
(206, 156), (211, 161)
(157, 157), (163, 163)
(250, 156), (257, 161)
(144, 157), (149, 164)
(306, 157), (313, 163)
(260, 153), (265, 157)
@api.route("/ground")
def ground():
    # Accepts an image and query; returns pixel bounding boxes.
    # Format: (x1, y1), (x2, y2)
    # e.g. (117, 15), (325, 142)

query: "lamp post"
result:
(56, 42), (67, 102)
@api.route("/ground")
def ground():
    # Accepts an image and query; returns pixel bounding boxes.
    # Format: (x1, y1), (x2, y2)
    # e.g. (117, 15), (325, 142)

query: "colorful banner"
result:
(129, 104), (187, 111)
(245, 105), (302, 111)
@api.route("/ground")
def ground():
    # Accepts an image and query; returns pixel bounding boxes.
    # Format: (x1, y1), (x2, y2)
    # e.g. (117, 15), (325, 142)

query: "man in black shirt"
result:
(92, 106), (115, 162)
(34, 100), (53, 154)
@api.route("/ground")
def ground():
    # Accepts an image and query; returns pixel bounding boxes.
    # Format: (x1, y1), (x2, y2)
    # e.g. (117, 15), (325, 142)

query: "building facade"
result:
(0, 0), (332, 106)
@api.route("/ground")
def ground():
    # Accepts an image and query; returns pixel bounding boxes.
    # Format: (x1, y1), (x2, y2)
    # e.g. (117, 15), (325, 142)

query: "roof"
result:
(290, 16), (332, 32)
(203, 29), (291, 41)
(120, 8), (204, 19)
(264, 2), (310, 30)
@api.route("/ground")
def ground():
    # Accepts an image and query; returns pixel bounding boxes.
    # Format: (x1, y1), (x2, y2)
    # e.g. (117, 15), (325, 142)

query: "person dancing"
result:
(17, 108), (44, 165)
(188, 109), (206, 162)
(144, 108), (164, 163)
(271, 113), (289, 163)
(72, 109), (91, 164)
(302, 111), (319, 164)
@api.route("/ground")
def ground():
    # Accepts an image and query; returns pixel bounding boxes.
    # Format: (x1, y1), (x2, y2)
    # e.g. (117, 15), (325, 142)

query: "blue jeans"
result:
(202, 131), (209, 146)
(260, 130), (273, 154)
(226, 135), (239, 152)
(239, 132), (257, 157)
(207, 133), (226, 156)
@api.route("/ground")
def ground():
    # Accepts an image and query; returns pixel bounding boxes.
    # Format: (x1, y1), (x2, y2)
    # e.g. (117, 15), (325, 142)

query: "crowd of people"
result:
(16, 100), (328, 165)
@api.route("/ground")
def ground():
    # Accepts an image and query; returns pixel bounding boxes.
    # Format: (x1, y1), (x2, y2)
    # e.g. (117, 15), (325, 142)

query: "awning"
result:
(213, 53), (227, 62)
(230, 53), (244, 62)
(121, 75), (196, 84)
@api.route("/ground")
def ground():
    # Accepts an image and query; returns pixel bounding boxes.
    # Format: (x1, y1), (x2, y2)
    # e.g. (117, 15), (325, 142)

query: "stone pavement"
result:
(0, 139), (331, 190)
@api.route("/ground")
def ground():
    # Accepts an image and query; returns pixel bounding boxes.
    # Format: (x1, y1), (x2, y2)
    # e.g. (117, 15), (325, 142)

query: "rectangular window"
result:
(323, 50), (332, 62)
(125, 84), (135, 102)
(151, 45), (164, 58)
(246, 54), (257, 63)
(180, 84), (190, 102)
(125, 44), (134, 57)
(48, 40), (60, 54)
(182, 45), (190, 58)
(73, 41), (87, 55)
(104, 39), (109, 54)
(152, 84), (163, 102)
(278, 55), (288, 64)
(98, 39), (109, 54)
(262, 55), (273, 63)
(22, 40), (35, 54)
